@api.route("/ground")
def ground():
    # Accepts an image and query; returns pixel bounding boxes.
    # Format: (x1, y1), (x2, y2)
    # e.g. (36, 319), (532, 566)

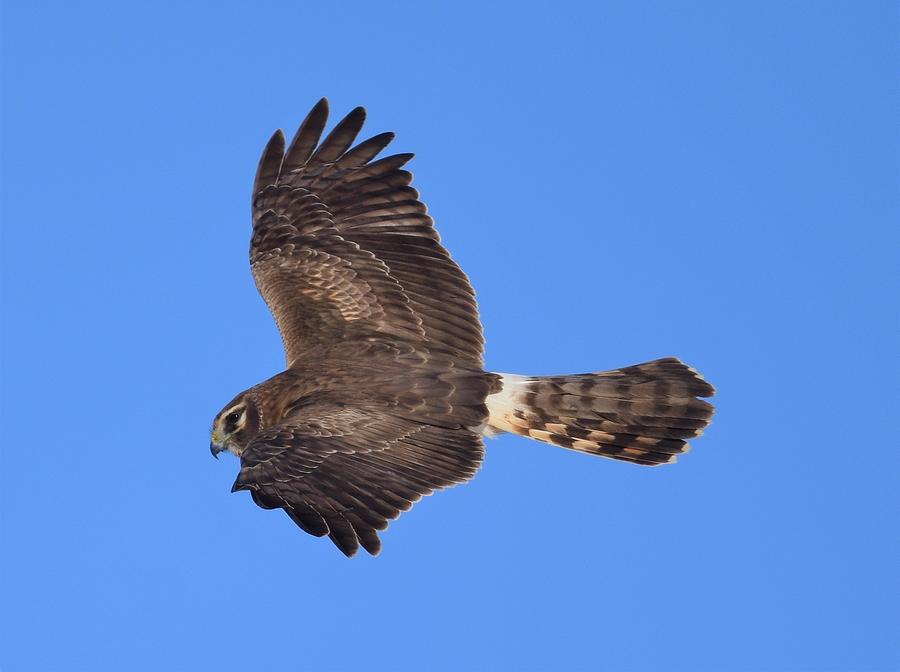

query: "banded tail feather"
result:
(484, 357), (715, 466)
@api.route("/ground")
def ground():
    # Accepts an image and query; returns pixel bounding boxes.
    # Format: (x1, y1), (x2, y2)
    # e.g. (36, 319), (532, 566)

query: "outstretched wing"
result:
(251, 98), (484, 367)
(231, 409), (484, 556)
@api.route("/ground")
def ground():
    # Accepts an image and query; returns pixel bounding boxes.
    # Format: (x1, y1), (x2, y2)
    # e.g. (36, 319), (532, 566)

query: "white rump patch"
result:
(482, 373), (531, 436)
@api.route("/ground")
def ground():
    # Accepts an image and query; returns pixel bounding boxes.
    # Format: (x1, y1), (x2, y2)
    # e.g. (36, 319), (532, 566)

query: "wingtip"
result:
(252, 129), (286, 193)
(348, 104), (367, 121)
(282, 98), (332, 171)
(266, 128), (286, 156)
(335, 541), (360, 558)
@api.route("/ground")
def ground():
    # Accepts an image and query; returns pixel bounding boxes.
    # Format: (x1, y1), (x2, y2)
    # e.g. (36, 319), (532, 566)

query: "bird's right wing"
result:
(231, 408), (484, 557)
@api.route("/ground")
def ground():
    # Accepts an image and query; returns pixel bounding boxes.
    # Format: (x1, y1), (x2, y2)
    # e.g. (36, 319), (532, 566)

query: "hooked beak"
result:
(210, 431), (225, 459)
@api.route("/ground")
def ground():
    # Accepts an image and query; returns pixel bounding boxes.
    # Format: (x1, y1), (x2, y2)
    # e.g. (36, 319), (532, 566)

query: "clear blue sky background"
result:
(1, 2), (897, 670)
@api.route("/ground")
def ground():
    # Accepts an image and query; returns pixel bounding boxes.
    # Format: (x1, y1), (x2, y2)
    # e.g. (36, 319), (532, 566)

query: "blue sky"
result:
(1, 1), (897, 670)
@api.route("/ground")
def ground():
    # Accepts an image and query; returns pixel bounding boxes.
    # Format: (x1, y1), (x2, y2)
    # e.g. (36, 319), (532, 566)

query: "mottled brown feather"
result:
(488, 358), (715, 466)
(218, 101), (717, 558)
(251, 99), (484, 367)
(233, 407), (485, 557)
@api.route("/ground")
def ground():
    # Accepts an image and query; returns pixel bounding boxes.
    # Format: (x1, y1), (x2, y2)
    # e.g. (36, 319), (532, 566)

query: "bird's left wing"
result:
(231, 408), (484, 557)
(250, 98), (485, 368)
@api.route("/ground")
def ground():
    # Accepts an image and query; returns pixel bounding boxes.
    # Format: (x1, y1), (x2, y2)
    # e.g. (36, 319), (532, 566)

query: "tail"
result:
(484, 357), (715, 466)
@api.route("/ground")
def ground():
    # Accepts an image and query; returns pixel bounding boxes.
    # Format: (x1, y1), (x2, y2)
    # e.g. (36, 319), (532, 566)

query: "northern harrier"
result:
(210, 99), (715, 556)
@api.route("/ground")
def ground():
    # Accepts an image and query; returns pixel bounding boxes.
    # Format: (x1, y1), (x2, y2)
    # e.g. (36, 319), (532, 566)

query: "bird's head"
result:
(210, 392), (261, 458)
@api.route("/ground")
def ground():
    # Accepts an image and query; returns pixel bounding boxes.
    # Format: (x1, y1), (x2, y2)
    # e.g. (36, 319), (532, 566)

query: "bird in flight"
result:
(210, 99), (715, 557)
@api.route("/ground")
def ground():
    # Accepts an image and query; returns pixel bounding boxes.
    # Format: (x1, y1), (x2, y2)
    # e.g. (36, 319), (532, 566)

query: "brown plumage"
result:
(210, 99), (716, 556)
(484, 358), (714, 466)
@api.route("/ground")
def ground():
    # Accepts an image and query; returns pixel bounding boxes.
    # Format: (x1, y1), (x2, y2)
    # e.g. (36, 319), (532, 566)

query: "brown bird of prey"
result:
(210, 99), (715, 557)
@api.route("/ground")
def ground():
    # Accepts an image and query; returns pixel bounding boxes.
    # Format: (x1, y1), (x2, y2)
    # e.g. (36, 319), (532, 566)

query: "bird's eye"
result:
(226, 411), (242, 425)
